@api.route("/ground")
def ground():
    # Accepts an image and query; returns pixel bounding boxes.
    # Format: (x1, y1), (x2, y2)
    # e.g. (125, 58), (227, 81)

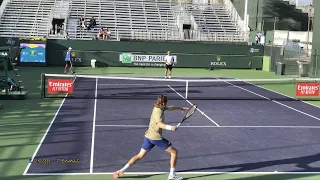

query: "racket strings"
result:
(185, 105), (197, 118)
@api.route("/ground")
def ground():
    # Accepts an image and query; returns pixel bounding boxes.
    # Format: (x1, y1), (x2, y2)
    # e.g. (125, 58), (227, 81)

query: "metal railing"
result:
(0, 0), (10, 24)
(31, 0), (42, 36)
(64, 0), (71, 37)
(113, 29), (247, 42)
(220, 0), (249, 38)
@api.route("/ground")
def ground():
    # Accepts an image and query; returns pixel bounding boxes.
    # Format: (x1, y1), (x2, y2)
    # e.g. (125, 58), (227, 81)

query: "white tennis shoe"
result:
(168, 175), (183, 180)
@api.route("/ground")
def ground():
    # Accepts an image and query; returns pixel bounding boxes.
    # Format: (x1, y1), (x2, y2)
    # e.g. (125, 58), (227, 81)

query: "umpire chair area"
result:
(0, 46), (28, 100)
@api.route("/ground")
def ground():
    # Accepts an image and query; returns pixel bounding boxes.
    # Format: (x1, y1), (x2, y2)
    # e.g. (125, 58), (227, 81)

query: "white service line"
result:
(168, 85), (220, 126)
(90, 78), (98, 173)
(24, 171), (320, 176)
(23, 77), (78, 175)
(234, 77), (320, 110)
(220, 125), (320, 128)
(219, 78), (320, 121)
(95, 124), (320, 128)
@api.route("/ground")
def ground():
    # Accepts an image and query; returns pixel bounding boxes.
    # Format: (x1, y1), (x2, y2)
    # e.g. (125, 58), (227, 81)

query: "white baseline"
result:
(95, 124), (320, 128)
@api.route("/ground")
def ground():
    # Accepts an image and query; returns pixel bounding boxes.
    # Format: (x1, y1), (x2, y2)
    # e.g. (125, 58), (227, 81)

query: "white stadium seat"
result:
(0, 0), (248, 42)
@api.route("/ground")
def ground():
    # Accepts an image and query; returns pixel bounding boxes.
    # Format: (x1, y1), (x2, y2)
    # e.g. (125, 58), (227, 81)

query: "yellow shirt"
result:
(145, 107), (165, 140)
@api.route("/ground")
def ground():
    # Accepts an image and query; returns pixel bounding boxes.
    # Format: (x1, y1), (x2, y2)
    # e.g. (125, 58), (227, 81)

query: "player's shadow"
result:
(182, 174), (318, 180)
(179, 153), (320, 175)
(120, 174), (162, 179)
(181, 153), (320, 180)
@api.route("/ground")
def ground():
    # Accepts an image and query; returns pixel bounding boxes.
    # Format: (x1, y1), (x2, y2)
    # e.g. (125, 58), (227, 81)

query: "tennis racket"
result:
(176, 104), (197, 128)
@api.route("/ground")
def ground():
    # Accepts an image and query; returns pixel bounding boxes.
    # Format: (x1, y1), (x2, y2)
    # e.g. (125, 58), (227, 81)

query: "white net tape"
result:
(42, 74), (320, 100)
(43, 73), (320, 83)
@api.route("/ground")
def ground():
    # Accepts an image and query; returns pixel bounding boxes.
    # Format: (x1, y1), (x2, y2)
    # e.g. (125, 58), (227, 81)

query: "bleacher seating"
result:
(0, 0), (249, 42)
(68, 0), (180, 40)
(182, 3), (245, 42)
(0, 0), (56, 37)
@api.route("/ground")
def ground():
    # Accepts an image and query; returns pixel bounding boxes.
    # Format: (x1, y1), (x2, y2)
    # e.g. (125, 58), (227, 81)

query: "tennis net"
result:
(41, 74), (320, 101)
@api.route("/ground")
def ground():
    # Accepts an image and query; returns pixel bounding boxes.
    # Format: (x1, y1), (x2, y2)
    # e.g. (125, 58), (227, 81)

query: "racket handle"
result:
(176, 123), (181, 128)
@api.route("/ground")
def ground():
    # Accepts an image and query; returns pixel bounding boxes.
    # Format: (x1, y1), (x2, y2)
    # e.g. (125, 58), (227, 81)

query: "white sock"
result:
(120, 163), (130, 172)
(170, 168), (175, 176)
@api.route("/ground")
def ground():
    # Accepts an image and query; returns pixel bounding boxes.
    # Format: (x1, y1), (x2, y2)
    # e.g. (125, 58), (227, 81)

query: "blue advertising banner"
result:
(20, 43), (46, 63)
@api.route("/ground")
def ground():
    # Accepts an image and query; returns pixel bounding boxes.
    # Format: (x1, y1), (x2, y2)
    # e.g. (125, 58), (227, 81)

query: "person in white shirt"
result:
(106, 28), (111, 39)
(164, 51), (174, 79)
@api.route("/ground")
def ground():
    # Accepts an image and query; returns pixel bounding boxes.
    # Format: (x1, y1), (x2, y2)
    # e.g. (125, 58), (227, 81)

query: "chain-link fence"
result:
(264, 43), (319, 78)
(283, 41), (310, 62)
(310, 49), (320, 78)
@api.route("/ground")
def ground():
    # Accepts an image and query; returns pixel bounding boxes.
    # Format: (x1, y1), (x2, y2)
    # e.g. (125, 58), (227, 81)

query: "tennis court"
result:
(22, 73), (320, 176)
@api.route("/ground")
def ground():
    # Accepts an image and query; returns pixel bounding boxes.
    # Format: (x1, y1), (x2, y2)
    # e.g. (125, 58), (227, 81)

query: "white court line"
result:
(98, 84), (148, 86)
(90, 78), (98, 173)
(97, 84), (184, 87)
(219, 78), (320, 122)
(95, 124), (320, 128)
(24, 172), (320, 175)
(23, 76), (78, 175)
(234, 77), (320, 110)
(23, 98), (66, 175)
(167, 85), (220, 126)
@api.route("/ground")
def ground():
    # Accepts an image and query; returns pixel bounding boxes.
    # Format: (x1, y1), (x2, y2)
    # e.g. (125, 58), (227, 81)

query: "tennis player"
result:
(64, 47), (75, 74)
(113, 95), (189, 180)
(164, 51), (174, 79)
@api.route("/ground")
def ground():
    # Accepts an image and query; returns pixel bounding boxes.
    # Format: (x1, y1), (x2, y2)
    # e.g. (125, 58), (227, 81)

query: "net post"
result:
(185, 80), (188, 99)
(40, 73), (45, 98)
(316, 49), (319, 78)
(293, 78), (297, 100)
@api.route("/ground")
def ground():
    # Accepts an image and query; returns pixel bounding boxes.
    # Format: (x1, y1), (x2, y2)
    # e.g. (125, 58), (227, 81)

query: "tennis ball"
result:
(201, 112), (204, 115)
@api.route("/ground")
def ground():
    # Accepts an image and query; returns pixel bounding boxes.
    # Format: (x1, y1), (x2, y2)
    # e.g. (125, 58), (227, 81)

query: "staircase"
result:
(48, 0), (71, 39)
(283, 60), (299, 76)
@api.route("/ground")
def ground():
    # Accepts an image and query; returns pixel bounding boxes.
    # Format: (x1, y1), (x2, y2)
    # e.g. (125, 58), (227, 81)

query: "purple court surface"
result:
(24, 77), (320, 175)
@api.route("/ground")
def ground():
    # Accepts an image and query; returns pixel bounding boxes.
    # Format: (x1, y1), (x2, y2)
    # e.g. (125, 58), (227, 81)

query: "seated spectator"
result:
(255, 34), (261, 44)
(106, 28), (111, 39)
(80, 16), (86, 28)
(50, 22), (56, 34)
(92, 35), (98, 40)
(87, 17), (96, 31)
(65, 32), (70, 40)
(57, 24), (63, 35)
(98, 28), (106, 40)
